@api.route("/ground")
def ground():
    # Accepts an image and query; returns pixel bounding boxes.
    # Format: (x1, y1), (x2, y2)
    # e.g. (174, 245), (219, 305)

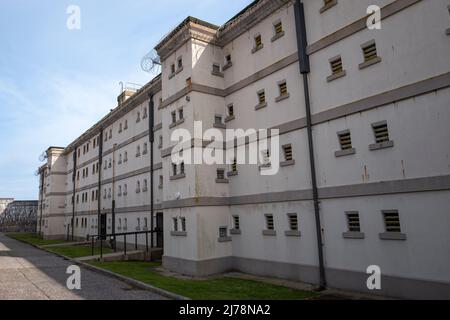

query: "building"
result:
(38, 0), (450, 299)
(0, 198), (14, 216)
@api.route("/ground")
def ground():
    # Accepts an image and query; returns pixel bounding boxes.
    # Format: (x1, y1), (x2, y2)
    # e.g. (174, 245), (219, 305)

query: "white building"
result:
(38, 0), (450, 299)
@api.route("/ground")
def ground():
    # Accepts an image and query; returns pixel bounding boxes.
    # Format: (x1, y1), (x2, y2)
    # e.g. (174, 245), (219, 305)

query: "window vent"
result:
(283, 144), (293, 161)
(258, 90), (266, 104)
(274, 22), (283, 35)
(288, 214), (298, 231)
(330, 57), (343, 74)
(233, 216), (240, 230)
(383, 211), (401, 233)
(372, 122), (390, 143)
(346, 212), (361, 232)
(265, 214), (274, 230)
(279, 82), (288, 96)
(217, 169), (225, 180)
(231, 158), (237, 172)
(338, 131), (352, 150)
(255, 35), (262, 47)
(363, 42), (378, 62)
(181, 217), (186, 232)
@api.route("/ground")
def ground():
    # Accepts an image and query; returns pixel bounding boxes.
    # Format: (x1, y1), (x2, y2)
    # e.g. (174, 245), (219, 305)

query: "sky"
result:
(0, 0), (252, 200)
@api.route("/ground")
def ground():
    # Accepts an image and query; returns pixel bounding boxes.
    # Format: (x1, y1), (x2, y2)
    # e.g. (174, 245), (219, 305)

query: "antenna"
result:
(141, 50), (161, 74)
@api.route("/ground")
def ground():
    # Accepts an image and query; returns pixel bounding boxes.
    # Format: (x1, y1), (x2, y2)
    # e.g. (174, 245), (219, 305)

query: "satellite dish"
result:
(141, 50), (161, 74)
(39, 152), (47, 162)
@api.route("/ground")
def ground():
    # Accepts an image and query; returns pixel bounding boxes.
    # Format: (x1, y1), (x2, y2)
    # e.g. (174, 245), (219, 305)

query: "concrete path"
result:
(0, 233), (166, 300)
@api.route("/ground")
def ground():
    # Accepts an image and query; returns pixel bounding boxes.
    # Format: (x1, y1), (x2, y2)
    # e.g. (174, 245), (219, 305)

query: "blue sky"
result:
(0, 0), (252, 200)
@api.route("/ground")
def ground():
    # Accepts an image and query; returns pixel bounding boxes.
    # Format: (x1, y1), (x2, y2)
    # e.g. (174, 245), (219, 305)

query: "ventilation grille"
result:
(346, 212), (361, 232)
(274, 22), (283, 35)
(283, 145), (293, 161)
(363, 43), (378, 62)
(373, 122), (390, 143)
(265, 215), (274, 230)
(258, 91), (266, 104)
(330, 57), (343, 74)
(384, 211), (401, 233)
(233, 216), (240, 230)
(338, 131), (352, 150)
(288, 214), (298, 231)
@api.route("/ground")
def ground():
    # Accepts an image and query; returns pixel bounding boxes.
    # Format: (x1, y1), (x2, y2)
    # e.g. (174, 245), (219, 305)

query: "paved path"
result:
(0, 233), (166, 300)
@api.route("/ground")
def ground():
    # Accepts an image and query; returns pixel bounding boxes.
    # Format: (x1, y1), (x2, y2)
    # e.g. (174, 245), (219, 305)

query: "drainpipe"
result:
(98, 130), (103, 237)
(38, 168), (44, 235)
(71, 150), (77, 241)
(294, 0), (326, 290)
(148, 93), (155, 249)
(112, 143), (117, 247)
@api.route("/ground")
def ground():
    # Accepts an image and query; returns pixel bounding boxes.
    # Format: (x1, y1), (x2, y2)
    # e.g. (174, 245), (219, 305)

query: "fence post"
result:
(124, 234), (127, 256)
(91, 237), (94, 256)
(146, 232), (149, 253)
(135, 233), (138, 250)
(100, 238), (103, 259)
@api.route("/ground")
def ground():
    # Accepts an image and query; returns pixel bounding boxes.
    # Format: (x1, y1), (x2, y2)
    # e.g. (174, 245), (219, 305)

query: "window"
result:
(180, 217), (186, 232)
(255, 34), (262, 47)
(278, 81), (288, 98)
(219, 227), (228, 238)
(119, 123), (123, 133)
(225, 54), (232, 65)
(372, 121), (389, 143)
(330, 56), (343, 75)
(109, 129), (112, 139)
(338, 130), (352, 150)
(124, 218), (128, 230)
(173, 217), (178, 232)
(143, 107), (148, 119)
(172, 163), (177, 176)
(144, 217), (148, 230)
(212, 63), (222, 76)
(233, 216), (240, 230)
(346, 212), (361, 232)
(108, 188), (111, 198)
(136, 112), (141, 123)
(123, 184), (128, 196)
(288, 213), (298, 231)
(227, 104), (234, 117)
(274, 21), (283, 35)
(215, 115), (223, 125)
(258, 90), (266, 104)
(217, 169), (225, 180)
(118, 185), (122, 197)
(136, 181), (141, 193)
(124, 120), (128, 130)
(359, 40), (381, 69)
(170, 64), (175, 75)
(171, 111), (176, 124)
(177, 57), (183, 70)
(136, 145), (141, 157)
(143, 143), (148, 155)
(383, 210), (401, 233)
(158, 135), (163, 149)
(118, 218), (122, 230)
(180, 162), (185, 175)
(178, 108), (184, 120)
(137, 218), (141, 231)
(118, 154), (122, 164)
(143, 179), (148, 192)
(159, 175), (163, 188)
(265, 214), (274, 230)
(281, 144), (295, 167)
(231, 158), (237, 173)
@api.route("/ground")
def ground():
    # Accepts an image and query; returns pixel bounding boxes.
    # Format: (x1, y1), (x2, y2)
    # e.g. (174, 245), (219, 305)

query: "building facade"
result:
(38, 0), (450, 299)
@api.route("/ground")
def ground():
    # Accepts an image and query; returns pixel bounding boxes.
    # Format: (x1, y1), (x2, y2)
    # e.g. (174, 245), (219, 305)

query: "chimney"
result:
(117, 90), (135, 105)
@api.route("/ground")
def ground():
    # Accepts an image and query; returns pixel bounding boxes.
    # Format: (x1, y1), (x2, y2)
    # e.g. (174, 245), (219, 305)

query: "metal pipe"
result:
(294, 0), (326, 290)
(148, 93), (155, 249)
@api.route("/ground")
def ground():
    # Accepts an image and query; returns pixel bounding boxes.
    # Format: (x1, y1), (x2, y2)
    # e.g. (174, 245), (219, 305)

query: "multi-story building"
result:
(38, 0), (450, 299)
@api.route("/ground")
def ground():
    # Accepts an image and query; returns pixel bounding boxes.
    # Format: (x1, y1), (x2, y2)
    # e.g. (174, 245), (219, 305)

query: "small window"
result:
(171, 111), (177, 124)
(136, 112), (141, 123)
(143, 143), (148, 155)
(217, 169), (225, 180)
(180, 162), (185, 175)
(123, 184), (128, 195)
(274, 21), (283, 35)
(278, 81), (288, 96)
(233, 216), (240, 230)
(124, 151), (128, 162)
(180, 217), (186, 232)
(136, 181), (141, 193)
(172, 163), (177, 176)
(215, 115), (223, 125)
(330, 56), (343, 75)
(219, 227), (228, 238)
(159, 135), (163, 149)
(288, 213), (298, 231)
(227, 104), (234, 117)
(265, 214), (274, 230)
(383, 210), (401, 233)
(362, 41), (378, 62)
(178, 57), (183, 69)
(372, 121), (390, 143)
(225, 54), (232, 65)
(159, 175), (164, 188)
(254, 34), (262, 49)
(173, 217), (178, 232)
(178, 108), (184, 120)
(257, 90), (266, 105)
(124, 120), (128, 130)
(338, 130), (352, 150)
(143, 107), (147, 119)
(346, 212), (361, 232)
(212, 64), (221, 74)
(283, 144), (293, 161)
(143, 179), (148, 191)
(170, 64), (175, 75)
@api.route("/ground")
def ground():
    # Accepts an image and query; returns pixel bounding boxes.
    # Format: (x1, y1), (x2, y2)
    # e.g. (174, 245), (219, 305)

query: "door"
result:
(156, 212), (163, 248)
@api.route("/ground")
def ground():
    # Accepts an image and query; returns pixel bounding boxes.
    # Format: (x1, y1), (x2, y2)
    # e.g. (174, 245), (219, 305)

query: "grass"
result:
(6, 232), (68, 247)
(48, 246), (113, 258)
(89, 261), (319, 300)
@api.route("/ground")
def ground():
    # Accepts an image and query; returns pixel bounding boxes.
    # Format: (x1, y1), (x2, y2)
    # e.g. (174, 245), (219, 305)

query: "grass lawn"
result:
(6, 232), (68, 247)
(90, 261), (319, 300)
(48, 246), (113, 258)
